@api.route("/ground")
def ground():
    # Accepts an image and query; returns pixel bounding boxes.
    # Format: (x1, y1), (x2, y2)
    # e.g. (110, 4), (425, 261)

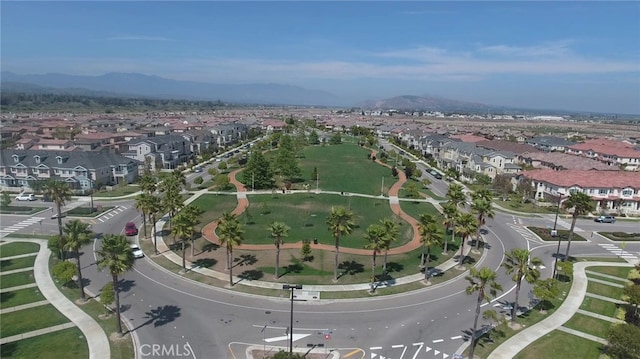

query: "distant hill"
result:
(358, 95), (496, 113)
(0, 71), (349, 107)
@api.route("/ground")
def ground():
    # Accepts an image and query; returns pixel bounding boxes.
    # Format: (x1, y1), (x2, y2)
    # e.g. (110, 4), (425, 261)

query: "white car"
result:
(15, 193), (36, 201)
(129, 243), (144, 259)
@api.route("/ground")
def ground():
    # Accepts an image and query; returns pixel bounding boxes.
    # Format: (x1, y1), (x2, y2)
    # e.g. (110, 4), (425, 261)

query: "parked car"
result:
(594, 215), (616, 223)
(124, 222), (139, 236)
(129, 243), (144, 259)
(15, 193), (36, 201)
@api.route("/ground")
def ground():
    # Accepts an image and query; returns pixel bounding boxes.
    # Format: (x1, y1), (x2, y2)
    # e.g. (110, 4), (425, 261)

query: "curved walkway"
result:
(0, 239), (110, 359)
(201, 150), (439, 256)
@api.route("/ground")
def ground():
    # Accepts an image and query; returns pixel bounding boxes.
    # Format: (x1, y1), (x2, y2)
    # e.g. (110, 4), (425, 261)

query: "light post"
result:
(283, 284), (302, 357)
(552, 193), (563, 279)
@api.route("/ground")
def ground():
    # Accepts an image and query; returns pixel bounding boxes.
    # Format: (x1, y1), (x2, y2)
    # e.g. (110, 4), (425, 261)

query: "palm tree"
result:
(454, 212), (478, 266)
(466, 267), (503, 359)
(502, 248), (543, 324)
(172, 210), (195, 271)
(563, 192), (595, 260)
(42, 180), (73, 236)
(379, 217), (399, 273)
(441, 201), (458, 254)
(134, 193), (155, 240)
(63, 219), (93, 300)
(471, 188), (492, 202)
(326, 206), (355, 281)
(159, 172), (185, 239)
(446, 183), (466, 207)
(363, 224), (387, 290)
(471, 197), (494, 249)
(268, 221), (290, 279)
(217, 212), (244, 286)
(96, 234), (134, 336)
(147, 195), (163, 255)
(137, 174), (157, 194)
(418, 215), (442, 284)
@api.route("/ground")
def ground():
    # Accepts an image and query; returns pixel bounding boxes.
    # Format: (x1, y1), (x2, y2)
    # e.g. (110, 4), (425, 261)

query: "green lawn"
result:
(0, 243), (40, 258)
(0, 327), (88, 359)
(514, 330), (604, 359)
(238, 193), (412, 249)
(93, 186), (140, 198)
(185, 193), (238, 235)
(0, 287), (45, 309)
(0, 271), (34, 289)
(563, 313), (612, 338)
(587, 282), (624, 299)
(580, 296), (618, 318)
(0, 206), (48, 215)
(0, 304), (70, 338)
(0, 256), (36, 272)
(527, 226), (588, 242)
(588, 266), (632, 279)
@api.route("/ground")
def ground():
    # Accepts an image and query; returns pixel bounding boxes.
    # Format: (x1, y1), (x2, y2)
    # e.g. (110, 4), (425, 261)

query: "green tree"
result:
(100, 282), (115, 315)
(147, 195), (164, 255)
(193, 176), (203, 185)
(274, 134), (301, 181)
(134, 192), (155, 240)
(300, 240), (312, 262)
(218, 161), (228, 171)
(441, 202), (458, 255)
(242, 151), (274, 189)
(562, 192), (595, 260)
(329, 133), (342, 144)
(624, 283), (640, 316)
(42, 180), (73, 236)
(326, 206), (355, 281)
(466, 267), (503, 359)
(309, 130), (319, 145)
(379, 217), (399, 273)
(96, 234), (135, 336)
(454, 212), (478, 266)
(363, 224), (387, 290)
(0, 191), (10, 208)
(515, 177), (533, 203)
(137, 174), (157, 194)
(172, 207), (197, 270)
(63, 219), (94, 300)
(404, 182), (420, 199)
(492, 174), (513, 201)
(158, 170), (185, 238)
(214, 174), (231, 190)
(607, 323), (640, 359)
(418, 214), (442, 284)
(268, 221), (290, 279)
(52, 261), (76, 286)
(446, 183), (466, 207)
(502, 249), (543, 323)
(533, 278), (560, 311)
(471, 196), (494, 249)
(217, 212), (244, 286)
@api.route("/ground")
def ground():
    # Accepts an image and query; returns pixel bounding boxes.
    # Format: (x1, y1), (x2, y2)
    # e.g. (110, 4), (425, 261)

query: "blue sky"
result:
(2, 1), (639, 114)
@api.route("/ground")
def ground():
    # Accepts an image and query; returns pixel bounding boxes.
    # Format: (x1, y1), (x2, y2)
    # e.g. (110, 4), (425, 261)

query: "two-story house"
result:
(123, 134), (193, 172)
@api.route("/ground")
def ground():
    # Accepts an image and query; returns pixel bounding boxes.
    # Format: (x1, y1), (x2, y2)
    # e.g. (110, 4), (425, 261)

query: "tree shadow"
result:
(192, 258), (217, 268)
(0, 292), (15, 303)
(237, 270), (264, 281)
(201, 242), (220, 253)
(385, 262), (404, 273)
(337, 260), (364, 278)
(118, 279), (136, 293)
(130, 305), (182, 332)
(0, 342), (17, 357)
(283, 263), (304, 275)
(233, 254), (257, 267)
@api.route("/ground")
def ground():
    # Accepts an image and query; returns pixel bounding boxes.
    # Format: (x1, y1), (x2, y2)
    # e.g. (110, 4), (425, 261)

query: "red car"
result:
(124, 222), (138, 236)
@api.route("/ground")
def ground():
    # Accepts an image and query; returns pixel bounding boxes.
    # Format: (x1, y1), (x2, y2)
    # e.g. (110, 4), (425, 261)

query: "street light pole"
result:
(552, 193), (563, 279)
(283, 284), (302, 357)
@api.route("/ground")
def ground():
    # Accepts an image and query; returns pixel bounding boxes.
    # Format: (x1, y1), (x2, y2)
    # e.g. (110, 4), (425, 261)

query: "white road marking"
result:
(432, 339), (444, 343)
(451, 335), (463, 340)
(263, 333), (310, 343)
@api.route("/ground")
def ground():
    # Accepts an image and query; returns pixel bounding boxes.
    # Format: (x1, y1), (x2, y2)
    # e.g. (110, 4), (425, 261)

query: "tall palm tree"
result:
(562, 192), (595, 260)
(268, 221), (290, 279)
(134, 192), (155, 240)
(502, 248), (543, 323)
(159, 172), (185, 239)
(137, 174), (157, 194)
(363, 224), (387, 290)
(172, 210), (195, 270)
(217, 212), (244, 286)
(96, 234), (134, 336)
(454, 212), (478, 266)
(42, 180), (73, 236)
(441, 201), (458, 254)
(471, 197), (494, 249)
(418, 214), (443, 284)
(379, 217), (399, 273)
(147, 195), (163, 255)
(466, 267), (503, 359)
(326, 206), (355, 281)
(63, 219), (93, 300)
(472, 188), (492, 202)
(446, 183), (466, 207)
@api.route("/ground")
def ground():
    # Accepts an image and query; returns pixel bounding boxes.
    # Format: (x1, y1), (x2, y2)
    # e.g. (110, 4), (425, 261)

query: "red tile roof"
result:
(521, 169), (640, 189)
(568, 139), (640, 159)
(449, 134), (487, 143)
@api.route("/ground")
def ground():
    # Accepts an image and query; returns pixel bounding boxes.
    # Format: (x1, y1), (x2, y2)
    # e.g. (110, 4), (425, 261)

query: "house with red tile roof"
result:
(518, 169), (640, 216)
(566, 138), (640, 171)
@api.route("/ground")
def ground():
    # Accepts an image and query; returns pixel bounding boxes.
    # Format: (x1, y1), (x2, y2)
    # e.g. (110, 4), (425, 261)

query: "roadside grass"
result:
(93, 186), (140, 198)
(513, 330), (603, 359)
(468, 280), (572, 359)
(0, 206), (48, 215)
(0, 287), (45, 309)
(3, 233), (56, 241)
(50, 257), (134, 359)
(598, 232), (640, 241)
(0, 256), (36, 271)
(587, 266), (633, 279)
(238, 193), (412, 249)
(563, 313), (613, 338)
(527, 226), (588, 241)
(66, 206), (114, 217)
(575, 257), (627, 263)
(0, 326), (89, 359)
(0, 304), (70, 338)
(422, 189), (446, 201)
(0, 271), (35, 289)
(587, 282), (624, 299)
(579, 296), (618, 318)
(496, 198), (558, 214)
(0, 242), (40, 258)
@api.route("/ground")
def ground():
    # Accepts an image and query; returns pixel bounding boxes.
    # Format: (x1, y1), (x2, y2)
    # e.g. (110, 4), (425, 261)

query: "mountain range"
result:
(2, 71), (499, 112)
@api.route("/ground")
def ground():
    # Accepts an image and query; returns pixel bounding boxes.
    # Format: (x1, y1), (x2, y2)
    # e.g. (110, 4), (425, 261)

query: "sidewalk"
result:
(0, 239), (110, 359)
(485, 261), (634, 359)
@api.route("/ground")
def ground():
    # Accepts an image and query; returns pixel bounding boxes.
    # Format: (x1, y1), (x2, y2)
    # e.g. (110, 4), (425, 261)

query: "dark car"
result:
(124, 222), (139, 236)
(594, 215), (616, 223)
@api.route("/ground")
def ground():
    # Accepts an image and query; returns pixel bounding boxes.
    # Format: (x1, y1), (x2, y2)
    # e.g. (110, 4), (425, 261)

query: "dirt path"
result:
(201, 149), (429, 256)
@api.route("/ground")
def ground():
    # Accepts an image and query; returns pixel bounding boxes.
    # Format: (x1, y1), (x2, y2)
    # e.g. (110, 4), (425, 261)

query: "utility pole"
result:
(552, 193), (564, 279)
